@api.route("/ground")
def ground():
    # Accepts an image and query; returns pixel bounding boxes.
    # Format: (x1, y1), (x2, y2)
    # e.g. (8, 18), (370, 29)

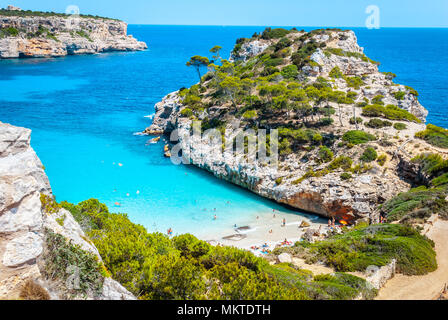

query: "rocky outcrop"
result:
(365, 259), (397, 290)
(0, 13), (147, 59)
(143, 29), (440, 224)
(0, 122), (135, 300)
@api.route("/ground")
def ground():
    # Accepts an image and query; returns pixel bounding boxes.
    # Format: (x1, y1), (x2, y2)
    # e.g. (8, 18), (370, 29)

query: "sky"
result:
(2, 0), (448, 27)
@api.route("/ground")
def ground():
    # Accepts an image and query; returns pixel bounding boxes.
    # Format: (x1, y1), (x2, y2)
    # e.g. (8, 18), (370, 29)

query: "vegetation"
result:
(294, 223), (437, 275)
(59, 199), (377, 300)
(186, 56), (210, 83)
(362, 104), (421, 123)
(342, 130), (377, 145)
(0, 9), (118, 20)
(0, 26), (19, 38)
(393, 122), (407, 131)
(19, 280), (51, 300)
(366, 118), (392, 129)
(360, 147), (378, 162)
(415, 124), (448, 149)
(41, 229), (105, 298)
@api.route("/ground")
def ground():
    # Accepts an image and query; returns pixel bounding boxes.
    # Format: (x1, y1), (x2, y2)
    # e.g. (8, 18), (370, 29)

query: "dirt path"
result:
(376, 218), (448, 300)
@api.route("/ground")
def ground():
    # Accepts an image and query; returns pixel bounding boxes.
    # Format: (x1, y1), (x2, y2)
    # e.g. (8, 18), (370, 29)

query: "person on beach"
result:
(213, 215), (217, 220)
(282, 218), (286, 227)
(167, 228), (173, 236)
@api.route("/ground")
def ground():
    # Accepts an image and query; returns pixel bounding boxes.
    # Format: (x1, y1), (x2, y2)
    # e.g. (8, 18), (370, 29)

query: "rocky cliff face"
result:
(0, 122), (135, 300)
(0, 13), (147, 59)
(143, 29), (440, 224)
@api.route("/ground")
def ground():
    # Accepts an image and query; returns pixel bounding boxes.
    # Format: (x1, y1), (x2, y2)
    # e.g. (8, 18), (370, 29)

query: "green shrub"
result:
(329, 66), (344, 79)
(393, 91), (406, 100)
(345, 76), (364, 89)
(328, 156), (353, 171)
(342, 130), (377, 145)
(360, 147), (378, 162)
(275, 177), (283, 185)
(261, 27), (290, 39)
(377, 154), (387, 166)
(264, 58), (284, 67)
(340, 172), (352, 180)
(349, 117), (363, 125)
(41, 229), (104, 298)
(394, 122), (407, 130)
(366, 118), (392, 129)
(362, 104), (420, 123)
(242, 110), (258, 119)
(281, 65), (299, 79)
(371, 95), (384, 105)
(415, 124), (448, 149)
(180, 108), (194, 117)
(317, 146), (334, 163)
(0, 26), (19, 38)
(382, 187), (448, 223)
(296, 224), (437, 275)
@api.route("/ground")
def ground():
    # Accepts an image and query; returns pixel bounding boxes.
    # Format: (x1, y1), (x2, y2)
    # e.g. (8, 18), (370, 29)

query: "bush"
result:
(360, 147), (378, 162)
(371, 95), (384, 105)
(19, 280), (51, 300)
(382, 187), (448, 223)
(41, 229), (104, 298)
(329, 66), (344, 79)
(366, 118), (392, 129)
(261, 27), (290, 39)
(296, 224), (437, 275)
(349, 117), (363, 125)
(342, 130), (377, 145)
(377, 154), (387, 166)
(317, 146), (334, 163)
(180, 108), (193, 118)
(340, 172), (352, 180)
(328, 156), (353, 171)
(415, 124), (448, 149)
(362, 104), (420, 123)
(0, 26), (19, 38)
(393, 91), (406, 100)
(394, 122), (407, 130)
(345, 76), (364, 89)
(242, 110), (258, 119)
(281, 65), (299, 79)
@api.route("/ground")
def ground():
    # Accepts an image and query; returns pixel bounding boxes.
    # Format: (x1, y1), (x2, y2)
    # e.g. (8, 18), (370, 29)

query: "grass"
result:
(295, 223), (437, 275)
(19, 280), (51, 300)
(381, 187), (448, 223)
(415, 124), (448, 149)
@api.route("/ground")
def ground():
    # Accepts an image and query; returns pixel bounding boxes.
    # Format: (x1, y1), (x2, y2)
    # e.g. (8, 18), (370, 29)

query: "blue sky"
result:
(2, 0), (448, 27)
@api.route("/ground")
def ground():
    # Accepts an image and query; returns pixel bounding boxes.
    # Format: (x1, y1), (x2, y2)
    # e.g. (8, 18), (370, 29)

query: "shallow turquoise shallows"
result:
(0, 26), (447, 237)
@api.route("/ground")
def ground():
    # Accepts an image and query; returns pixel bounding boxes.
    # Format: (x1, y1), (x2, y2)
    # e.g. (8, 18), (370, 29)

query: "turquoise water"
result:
(0, 26), (447, 237)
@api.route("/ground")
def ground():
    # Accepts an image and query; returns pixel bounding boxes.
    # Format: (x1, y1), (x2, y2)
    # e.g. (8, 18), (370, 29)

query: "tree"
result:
(186, 56), (210, 84)
(210, 45), (223, 62)
(219, 76), (241, 107)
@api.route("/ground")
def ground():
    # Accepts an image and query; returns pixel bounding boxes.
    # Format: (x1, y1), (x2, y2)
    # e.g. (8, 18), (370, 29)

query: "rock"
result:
(365, 259), (396, 290)
(277, 253), (293, 264)
(230, 40), (269, 62)
(0, 14), (147, 59)
(0, 122), (135, 300)
(2, 232), (43, 267)
(303, 229), (315, 243)
(100, 278), (137, 300)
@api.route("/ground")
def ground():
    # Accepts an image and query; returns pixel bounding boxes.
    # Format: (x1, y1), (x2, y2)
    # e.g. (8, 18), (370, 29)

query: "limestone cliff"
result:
(0, 122), (135, 300)
(143, 28), (443, 224)
(0, 10), (147, 59)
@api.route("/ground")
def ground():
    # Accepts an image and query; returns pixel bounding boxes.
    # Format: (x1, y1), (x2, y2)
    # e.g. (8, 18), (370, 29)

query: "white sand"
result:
(198, 210), (329, 256)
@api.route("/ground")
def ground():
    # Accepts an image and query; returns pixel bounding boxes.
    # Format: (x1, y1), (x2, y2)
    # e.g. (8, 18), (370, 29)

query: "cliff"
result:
(0, 10), (147, 59)
(0, 122), (135, 300)
(144, 28), (444, 224)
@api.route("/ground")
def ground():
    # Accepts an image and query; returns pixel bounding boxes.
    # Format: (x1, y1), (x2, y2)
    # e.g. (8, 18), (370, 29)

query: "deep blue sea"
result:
(0, 26), (447, 237)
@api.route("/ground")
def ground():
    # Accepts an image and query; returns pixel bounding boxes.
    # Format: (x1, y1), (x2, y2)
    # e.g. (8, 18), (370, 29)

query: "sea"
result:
(0, 26), (447, 238)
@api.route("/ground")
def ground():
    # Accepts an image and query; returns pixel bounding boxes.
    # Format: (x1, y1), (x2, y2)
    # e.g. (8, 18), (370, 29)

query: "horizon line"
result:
(127, 24), (448, 29)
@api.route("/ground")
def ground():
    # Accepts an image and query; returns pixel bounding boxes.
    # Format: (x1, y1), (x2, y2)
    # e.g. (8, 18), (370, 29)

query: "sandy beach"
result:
(199, 210), (329, 256)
